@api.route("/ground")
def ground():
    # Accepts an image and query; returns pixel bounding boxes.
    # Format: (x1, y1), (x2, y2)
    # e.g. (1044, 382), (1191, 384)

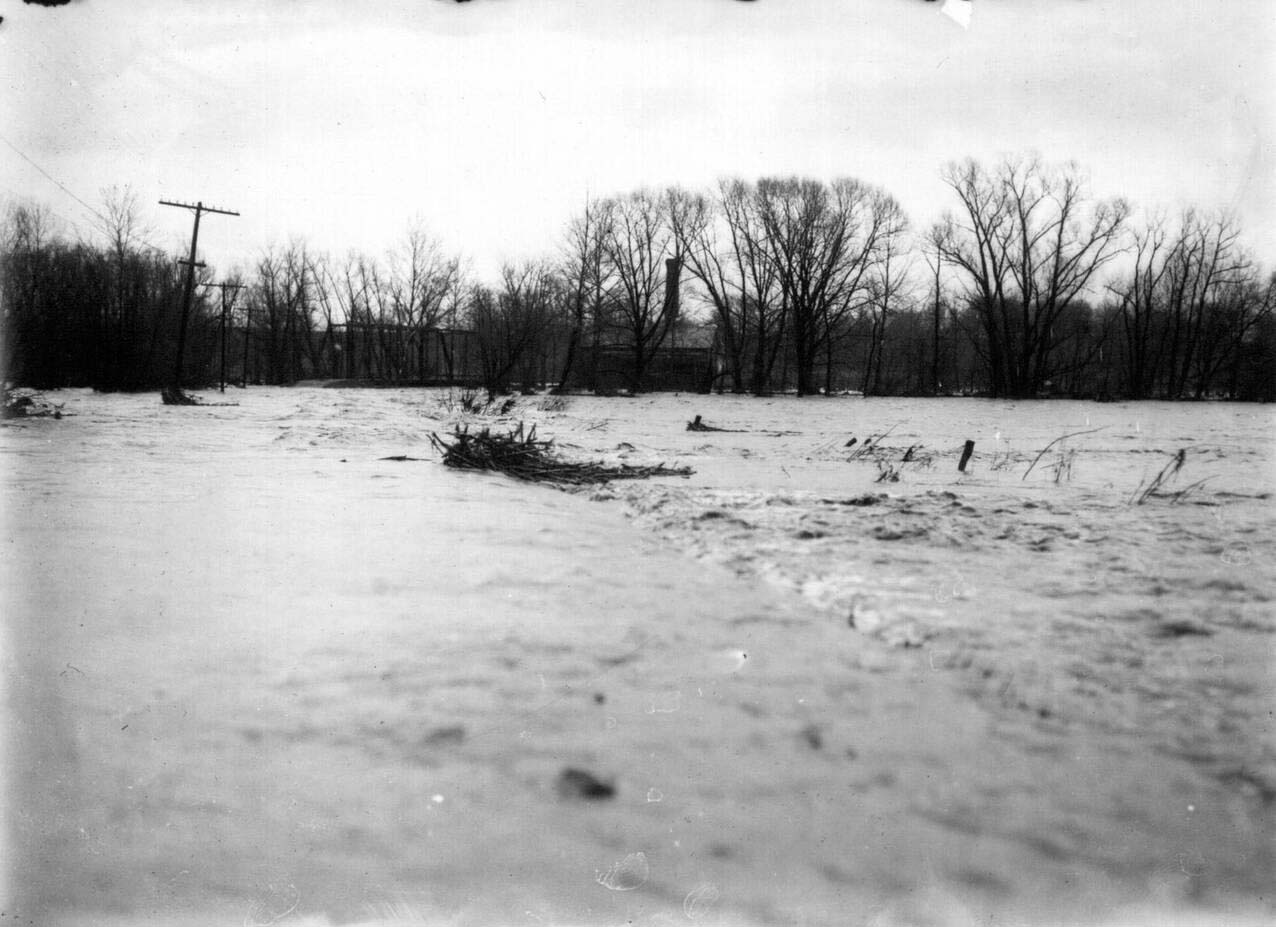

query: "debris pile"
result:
(430, 422), (692, 486)
(2, 387), (63, 420)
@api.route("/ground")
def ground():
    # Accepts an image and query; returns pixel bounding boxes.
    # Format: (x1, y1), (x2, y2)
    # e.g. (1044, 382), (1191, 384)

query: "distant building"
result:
(566, 344), (716, 393)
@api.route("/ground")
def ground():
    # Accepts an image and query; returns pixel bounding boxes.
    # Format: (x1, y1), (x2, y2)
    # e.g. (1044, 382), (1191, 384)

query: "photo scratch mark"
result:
(595, 851), (649, 891)
(646, 691), (682, 714)
(684, 882), (721, 919)
(243, 882), (299, 927)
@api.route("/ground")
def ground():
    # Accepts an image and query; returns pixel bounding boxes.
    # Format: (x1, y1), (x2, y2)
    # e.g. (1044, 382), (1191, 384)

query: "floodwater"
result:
(2, 388), (1273, 927)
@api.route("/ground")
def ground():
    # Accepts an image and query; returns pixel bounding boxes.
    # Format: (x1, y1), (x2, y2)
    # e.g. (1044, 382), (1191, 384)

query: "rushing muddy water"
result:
(3, 388), (1273, 926)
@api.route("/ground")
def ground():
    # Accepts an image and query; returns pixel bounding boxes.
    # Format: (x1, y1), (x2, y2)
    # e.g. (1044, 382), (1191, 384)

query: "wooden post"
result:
(958, 440), (975, 472)
(241, 304), (252, 387)
(219, 290), (227, 392)
(202, 282), (243, 393)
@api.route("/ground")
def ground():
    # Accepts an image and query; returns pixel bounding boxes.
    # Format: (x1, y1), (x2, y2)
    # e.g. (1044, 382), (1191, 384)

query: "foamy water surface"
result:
(3, 388), (1273, 927)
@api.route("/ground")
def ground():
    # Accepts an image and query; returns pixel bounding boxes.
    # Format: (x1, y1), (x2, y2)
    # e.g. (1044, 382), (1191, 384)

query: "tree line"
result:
(3, 157), (1273, 400)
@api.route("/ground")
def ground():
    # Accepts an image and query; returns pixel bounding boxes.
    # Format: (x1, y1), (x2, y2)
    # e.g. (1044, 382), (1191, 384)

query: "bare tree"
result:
(555, 197), (615, 392)
(469, 261), (561, 397)
(667, 186), (740, 390)
(253, 241), (318, 384)
(720, 179), (786, 395)
(919, 228), (955, 395)
(2, 202), (60, 384)
(861, 226), (914, 395)
(1159, 210), (1248, 398)
(91, 187), (157, 385)
(1192, 263), (1272, 398)
(933, 155), (1129, 397)
(385, 220), (463, 382)
(754, 177), (902, 395)
(600, 190), (683, 391)
(1109, 213), (1175, 398)
(1110, 209), (1254, 398)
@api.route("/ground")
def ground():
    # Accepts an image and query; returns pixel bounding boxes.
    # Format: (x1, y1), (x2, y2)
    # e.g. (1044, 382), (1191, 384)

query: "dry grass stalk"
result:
(875, 461), (901, 483)
(847, 423), (901, 460)
(439, 389), (517, 417)
(1130, 449), (1205, 504)
(1022, 427), (1105, 480)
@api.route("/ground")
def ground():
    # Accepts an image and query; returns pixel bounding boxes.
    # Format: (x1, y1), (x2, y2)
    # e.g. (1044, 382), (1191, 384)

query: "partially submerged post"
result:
(958, 440), (975, 472)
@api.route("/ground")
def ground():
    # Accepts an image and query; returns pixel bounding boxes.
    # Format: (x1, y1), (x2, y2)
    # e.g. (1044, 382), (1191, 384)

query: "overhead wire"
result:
(1, 133), (110, 229)
(0, 23), (214, 257)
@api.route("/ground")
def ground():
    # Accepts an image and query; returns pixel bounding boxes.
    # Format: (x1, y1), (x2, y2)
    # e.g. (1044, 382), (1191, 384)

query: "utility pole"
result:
(201, 281), (244, 392)
(159, 199), (239, 395)
(241, 302), (253, 387)
(930, 249), (943, 397)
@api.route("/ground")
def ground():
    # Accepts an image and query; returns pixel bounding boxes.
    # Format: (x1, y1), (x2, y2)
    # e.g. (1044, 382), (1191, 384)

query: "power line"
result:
(0, 134), (185, 256)
(0, 133), (110, 227)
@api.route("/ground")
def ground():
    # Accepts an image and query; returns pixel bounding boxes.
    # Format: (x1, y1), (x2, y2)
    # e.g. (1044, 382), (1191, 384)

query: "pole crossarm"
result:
(159, 199), (241, 217)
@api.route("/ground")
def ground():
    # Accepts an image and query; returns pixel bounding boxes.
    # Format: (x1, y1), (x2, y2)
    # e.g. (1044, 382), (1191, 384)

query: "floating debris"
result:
(160, 386), (237, 407)
(2, 387), (63, 419)
(431, 422), (692, 485)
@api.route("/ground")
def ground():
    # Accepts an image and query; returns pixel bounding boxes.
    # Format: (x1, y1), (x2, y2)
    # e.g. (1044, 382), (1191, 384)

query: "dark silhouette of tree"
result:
(555, 197), (615, 392)
(754, 177), (902, 396)
(469, 261), (561, 397)
(933, 156), (1129, 397)
(600, 190), (684, 392)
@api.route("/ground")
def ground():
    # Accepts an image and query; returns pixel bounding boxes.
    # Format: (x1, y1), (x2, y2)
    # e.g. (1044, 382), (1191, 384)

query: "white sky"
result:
(2, 0), (1273, 282)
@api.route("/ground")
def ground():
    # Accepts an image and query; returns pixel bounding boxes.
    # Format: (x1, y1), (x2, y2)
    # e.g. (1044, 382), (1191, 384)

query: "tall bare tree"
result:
(861, 226), (914, 395)
(555, 197), (615, 392)
(1159, 210), (1248, 398)
(469, 261), (561, 397)
(1110, 213), (1175, 398)
(1, 202), (60, 384)
(667, 186), (742, 391)
(385, 220), (463, 382)
(754, 177), (902, 395)
(601, 190), (683, 391)
(720, 179), (786, 395)
(252, 241), (318, 384)
(933, 156), (1129, 397)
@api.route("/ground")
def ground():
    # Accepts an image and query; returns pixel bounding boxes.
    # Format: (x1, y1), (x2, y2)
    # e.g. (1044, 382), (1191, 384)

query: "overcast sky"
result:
(2, 0), (1272, 281)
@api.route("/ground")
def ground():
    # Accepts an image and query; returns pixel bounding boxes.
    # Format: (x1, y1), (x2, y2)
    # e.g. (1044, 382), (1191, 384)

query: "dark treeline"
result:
(2, 193), (200, 390)
(3, 158), (1273, 400)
